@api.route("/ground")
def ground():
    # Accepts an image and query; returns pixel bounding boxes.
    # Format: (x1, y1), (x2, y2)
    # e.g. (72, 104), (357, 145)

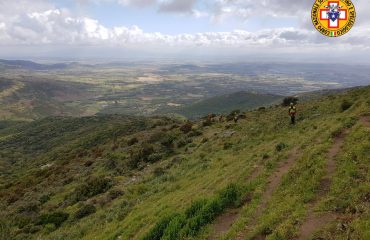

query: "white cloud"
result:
(0, 8), (314, 47)
(0, 0), (369, 59)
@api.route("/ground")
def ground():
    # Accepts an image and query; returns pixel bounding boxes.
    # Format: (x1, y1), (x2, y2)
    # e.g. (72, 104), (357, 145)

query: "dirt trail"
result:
(360, 116), (370, 128)
(295, 128), (350, 240)
(233, 148), (300, 240)
(296, 116), (370, 239)
(207, 164), (263, 240)
(209, 117), (369, 240)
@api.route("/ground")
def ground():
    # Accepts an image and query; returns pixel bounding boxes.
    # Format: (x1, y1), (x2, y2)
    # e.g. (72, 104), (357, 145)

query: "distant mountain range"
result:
(0, 59), (74, 70)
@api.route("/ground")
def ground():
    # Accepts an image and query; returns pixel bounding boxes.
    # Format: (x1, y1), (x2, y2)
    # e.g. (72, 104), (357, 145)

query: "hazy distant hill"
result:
(0, 59), (72, 70)
(173, 91), (282, 118)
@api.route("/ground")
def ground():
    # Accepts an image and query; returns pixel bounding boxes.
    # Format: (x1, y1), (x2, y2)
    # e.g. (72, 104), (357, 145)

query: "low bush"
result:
(340, 100), (353, 112)
(37, 211), (69, 228)
(69, 177), (112, 203)
(282, 97), (298, 106)
(180, 122), (193, 134)
(128, 144), (155, 167)
(224, 142), (233, 150)
(142, 183), (242, 240)
(162, 214), (186, 240)
(142, 214), (176, 240)
(74, 204), (96, 219)
(160, 133), (177, 149)
(127, 137), (139, 146)
(153, 167), (165, 177)
(187, 130), (202, 137)
(108, 189), (124, 200)
(176, 138), (189, 148)
(275, 143), (287, 152)
(147, 153), (163, 163)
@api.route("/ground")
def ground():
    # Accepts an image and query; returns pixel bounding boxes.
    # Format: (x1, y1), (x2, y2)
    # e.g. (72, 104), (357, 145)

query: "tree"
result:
(282, 97), (298, 106)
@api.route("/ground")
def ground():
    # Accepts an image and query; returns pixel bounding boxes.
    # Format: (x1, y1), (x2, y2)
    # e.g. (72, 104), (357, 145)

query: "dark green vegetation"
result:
(0, 77), (93, 120)
(143, 184), (243, 240)
(171, 91), (282, 119)
(0, 85), (369, 240)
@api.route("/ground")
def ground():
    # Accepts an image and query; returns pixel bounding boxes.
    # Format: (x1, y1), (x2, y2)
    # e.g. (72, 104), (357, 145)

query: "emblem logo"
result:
(311, 0), (356, 37)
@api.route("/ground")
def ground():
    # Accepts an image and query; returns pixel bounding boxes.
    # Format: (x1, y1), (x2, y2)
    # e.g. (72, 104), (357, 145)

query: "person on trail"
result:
(288, 103), (297, 125)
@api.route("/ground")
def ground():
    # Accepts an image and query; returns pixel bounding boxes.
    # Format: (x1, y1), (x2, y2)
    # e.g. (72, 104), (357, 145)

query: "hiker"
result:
(233, 115), (239, 123)
(288, 103), (297, 124)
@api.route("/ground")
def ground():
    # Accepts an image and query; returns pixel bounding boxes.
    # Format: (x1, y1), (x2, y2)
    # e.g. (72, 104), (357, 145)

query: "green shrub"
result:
(224, 142), (233, 150)
(128, 144), (156, 168)
(142, 214), (176, 240)
(275, 143), (287, 152)
(162, 214), (186, 240)
(44, 223), (56, 233)
(153, 167), (166, 177)
(127, 137), (139, 146)
(74, 204), (96, 219)
(108, 189), (124, 200)
(147, 153), (162, 163)
(142, 183), (242, 240)
(39, 194), (50, 204)
(180, 122), (193, 134)
(202, 119), (213, 127)
(141, 144), (155, 162)
(149, 131), (166, 143)
(282, 97), (298, 106)
(160, 133), (176, 148)
(185, 199), (208, 218)
(0, 220), (11, 239)
(176, 138), (188, 148)
(37, 211), (69, 227)
(16, 201), (39, 213)
(218, 183), (241, 207)
(341, 100), (353, 112)
(187, 130), (202, 137)
(70, 177), (112, 203)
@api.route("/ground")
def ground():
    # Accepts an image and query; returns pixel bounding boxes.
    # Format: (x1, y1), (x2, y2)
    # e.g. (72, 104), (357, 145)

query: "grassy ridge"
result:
(0, 86), (369, 240)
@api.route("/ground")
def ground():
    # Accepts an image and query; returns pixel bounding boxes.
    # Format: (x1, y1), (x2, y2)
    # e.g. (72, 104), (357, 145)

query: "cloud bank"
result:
(0, 0), (369, 59)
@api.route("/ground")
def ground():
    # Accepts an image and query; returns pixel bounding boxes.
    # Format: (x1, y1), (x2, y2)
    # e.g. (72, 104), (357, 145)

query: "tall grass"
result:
(142, 183), (243, 240)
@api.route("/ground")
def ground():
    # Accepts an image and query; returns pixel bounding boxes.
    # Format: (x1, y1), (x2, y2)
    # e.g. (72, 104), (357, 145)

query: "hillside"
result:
(0, 59), (71, 71)
(0, 77), (94, 120)
(169, 91), (282, 119)
(0, 86), (369, 240)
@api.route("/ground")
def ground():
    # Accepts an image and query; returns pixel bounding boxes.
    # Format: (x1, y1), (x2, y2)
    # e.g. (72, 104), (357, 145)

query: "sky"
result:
(0, 0), (369, 62)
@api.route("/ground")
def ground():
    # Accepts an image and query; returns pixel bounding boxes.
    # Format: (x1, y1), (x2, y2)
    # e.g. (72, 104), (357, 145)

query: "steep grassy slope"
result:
(170, 91), (282, 119)
(0, 86), (369, 240)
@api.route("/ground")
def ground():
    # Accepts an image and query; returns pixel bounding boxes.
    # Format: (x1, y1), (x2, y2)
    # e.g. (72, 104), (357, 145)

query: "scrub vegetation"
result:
(0, 86), (369, 240)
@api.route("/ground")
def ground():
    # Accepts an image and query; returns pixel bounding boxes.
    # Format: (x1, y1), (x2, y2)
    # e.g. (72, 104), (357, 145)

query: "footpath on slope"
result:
(295, 116), (370, 239)
(207, 148), (300, 240)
